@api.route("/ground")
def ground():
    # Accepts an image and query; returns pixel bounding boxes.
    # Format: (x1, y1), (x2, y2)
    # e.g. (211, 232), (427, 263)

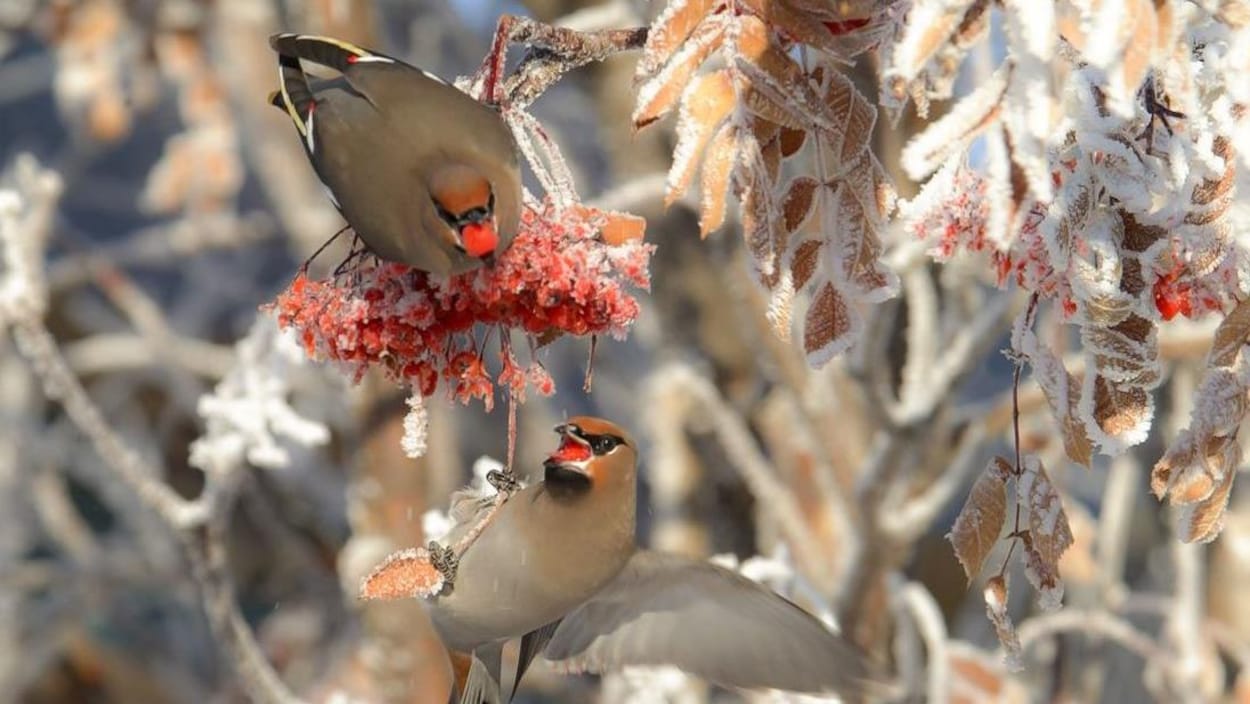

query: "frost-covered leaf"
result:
(1152, 359), (1249, 544)
(1083, 373), (1154, 453)
(634, 16), (728, 128)
(699, 122), (738, 236)
(984, 575), (1022, 671)
(595, 209), (648, 246)
(790, 239), (823, 291)
(359, 546), (445, 600)
(1180, 453), (1238, 543)
(947, 457), (1010, 583)
(1015, 320), (1093, 467)
(781, 176), (819, 233)
(885, 0), (976, 84)
(804, 281), (857, 366)
(667, 69), (735, 205)
(901, 63), (1009, 179)
(737, 145), (786, 282)
(636, 0), (717, 81)
(1210, 298), (1250, 368)
(1018, 456), (1073, 610)
(814, 65), (878, 165)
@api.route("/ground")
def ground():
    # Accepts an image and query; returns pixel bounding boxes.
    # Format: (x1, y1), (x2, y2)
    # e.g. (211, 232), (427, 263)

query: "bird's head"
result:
(543, 417), (636, 491)
(428, 164), (502, 261)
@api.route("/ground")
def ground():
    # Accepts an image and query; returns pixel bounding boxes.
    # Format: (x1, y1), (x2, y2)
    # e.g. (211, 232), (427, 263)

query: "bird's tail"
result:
(449, 644), (503, 704)
(268, 33), (389, 73)
(267, 50), (315, 136)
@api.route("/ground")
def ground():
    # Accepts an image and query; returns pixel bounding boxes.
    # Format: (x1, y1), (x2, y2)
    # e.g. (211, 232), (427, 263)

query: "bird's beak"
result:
(544, 423), (592, 476)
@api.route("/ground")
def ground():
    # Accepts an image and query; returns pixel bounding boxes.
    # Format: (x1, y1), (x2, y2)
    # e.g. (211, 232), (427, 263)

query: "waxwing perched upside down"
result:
(267, 33), (522, 275)
(424, 417), (876, 703)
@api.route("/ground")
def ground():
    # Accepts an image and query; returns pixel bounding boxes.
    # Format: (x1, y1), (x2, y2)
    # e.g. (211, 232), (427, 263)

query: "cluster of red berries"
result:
(269, 201), (652, 408)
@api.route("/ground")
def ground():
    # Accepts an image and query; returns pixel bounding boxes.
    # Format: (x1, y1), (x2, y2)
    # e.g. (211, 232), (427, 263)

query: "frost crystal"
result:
(400, 393), (428, 459)
(189, 315), (329, 473)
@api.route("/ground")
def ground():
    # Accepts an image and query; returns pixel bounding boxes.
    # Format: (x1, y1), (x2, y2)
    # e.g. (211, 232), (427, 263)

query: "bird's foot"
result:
(486, 468), (520, 495)
(428, 541), (459, 587)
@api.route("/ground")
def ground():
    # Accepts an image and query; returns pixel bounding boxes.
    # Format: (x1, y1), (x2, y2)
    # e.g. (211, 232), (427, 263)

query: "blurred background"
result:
(0, 1), (1247, 703)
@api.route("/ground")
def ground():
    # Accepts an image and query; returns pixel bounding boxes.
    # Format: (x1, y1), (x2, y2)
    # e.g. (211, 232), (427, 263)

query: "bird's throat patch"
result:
(461, 223), (497, 258)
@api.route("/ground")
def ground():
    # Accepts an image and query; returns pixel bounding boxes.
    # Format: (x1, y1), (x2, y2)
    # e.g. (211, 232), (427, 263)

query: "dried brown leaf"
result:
(1019, 456), (1073, 610)
(984, 575), (1022, 670)
(1088, 374), (1152, 444)
(1210, 298), (1250, 367)
(667, 69), (735, 206)
(599, 211), (647, 245)
(947, 460), (1009, 583)
(804, 281), (855, 366)
(699, 122), (738, 237)
(779, 126), (806, 157)
(790, 239), (823, 291)
(782, 176), (819, 233)
(633, 16), (728, 128)
(636, 0), (716, 81)
(359, 547), (445, 600)
(816, 66), (877, 164)
(1181, 451), (1238, 543)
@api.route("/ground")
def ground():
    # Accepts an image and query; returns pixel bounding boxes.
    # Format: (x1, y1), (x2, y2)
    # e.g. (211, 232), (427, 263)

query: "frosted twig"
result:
(896, 267), (939, 421)
(1168, 534), (1208, 702)
(1017, 609), (1166, 663)
(892, 289), (1015, 425)
(0, 155), (305, 704)
(479, 15), (648, 109)
(1096, 454), (1140, 600)
(47, 212), (275, 291)
(62, 332), (235, 379)
(895, 579), (950, 704)
(645, 364), (827, 579)
(879, 422), (988, 542)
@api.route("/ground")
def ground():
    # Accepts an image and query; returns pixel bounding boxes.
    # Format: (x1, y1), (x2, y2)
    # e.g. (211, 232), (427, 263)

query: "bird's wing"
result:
(511, 620), (560, 702)
(543, 550), (875, 696)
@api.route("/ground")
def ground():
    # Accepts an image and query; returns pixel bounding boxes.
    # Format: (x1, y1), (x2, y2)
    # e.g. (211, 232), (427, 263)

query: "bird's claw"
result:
(428, 540), (459, 587)
(487, 469), (520, 494)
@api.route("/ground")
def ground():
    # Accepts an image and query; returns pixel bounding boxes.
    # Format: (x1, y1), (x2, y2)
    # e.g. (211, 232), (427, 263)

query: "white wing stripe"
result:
(305, 106), (316, 153)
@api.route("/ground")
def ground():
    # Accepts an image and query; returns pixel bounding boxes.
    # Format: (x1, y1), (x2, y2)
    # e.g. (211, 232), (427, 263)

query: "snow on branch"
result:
(0, 155), (306, 704)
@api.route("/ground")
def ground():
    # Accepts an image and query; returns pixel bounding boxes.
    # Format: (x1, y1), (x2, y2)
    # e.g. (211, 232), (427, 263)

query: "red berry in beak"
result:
(548, 436), (592, 464)
(461, 222), (498, 258)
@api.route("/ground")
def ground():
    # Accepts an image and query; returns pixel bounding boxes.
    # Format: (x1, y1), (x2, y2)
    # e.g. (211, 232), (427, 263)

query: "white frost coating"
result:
(400, 393), (428, 459)
(900, 64), (1009, 181)
(1018, 456), (1069, 611)
(422, 509), (452, 542)
(1076, 357), (1154, 455)
(0, 156), (62, 321)
(189, 315), (330, 472)
(632, 16), (726, 125)
(888, 0), (977, 83)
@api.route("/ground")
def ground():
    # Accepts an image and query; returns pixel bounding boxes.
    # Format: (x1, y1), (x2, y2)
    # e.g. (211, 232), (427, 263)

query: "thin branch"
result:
(1017, 609), (1167, 663)
(0, 155), (304, 704)
(645, 364), (828, 580)
(895, 579), (951, 704)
